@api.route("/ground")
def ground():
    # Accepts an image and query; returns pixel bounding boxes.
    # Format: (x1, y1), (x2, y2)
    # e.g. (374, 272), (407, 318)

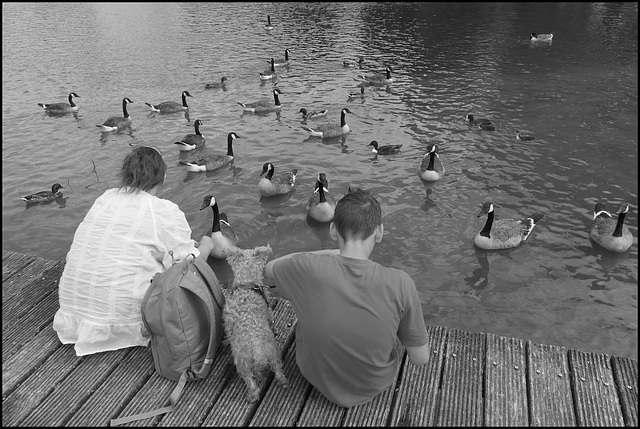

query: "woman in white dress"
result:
(53, 146), (215, 356)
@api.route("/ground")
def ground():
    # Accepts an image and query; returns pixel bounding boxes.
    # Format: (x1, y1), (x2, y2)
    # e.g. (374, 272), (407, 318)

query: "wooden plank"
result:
(20, 348), (131, 426)
(249, 343), (313, 427)
(156, 348), (239, 426)
(297, 386), (346, 427)
(199, 298), (297, 426)
(484, 333), (528, 426)
(388, 324), (448, 426)
(1, 251), (37, 281)
(1, 344), (81, 426)
(2, 260), (63, 329)
(435, 328), (485, 426)
(611, 356), (638, 426)
(569, 349), (625, 426)
(2, 326), (62, 398)
(2, 290), (58, 363)
(113, 372), (177, 427)
(66, 346), (154, 426)
(527, 342), (576, 426)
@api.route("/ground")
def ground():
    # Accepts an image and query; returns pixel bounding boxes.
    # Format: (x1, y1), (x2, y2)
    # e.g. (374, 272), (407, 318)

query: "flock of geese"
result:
(25, 21), (632, 256)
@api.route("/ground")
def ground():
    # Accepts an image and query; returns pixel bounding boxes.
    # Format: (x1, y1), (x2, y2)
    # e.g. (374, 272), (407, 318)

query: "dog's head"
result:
(226, 244), (272, 287)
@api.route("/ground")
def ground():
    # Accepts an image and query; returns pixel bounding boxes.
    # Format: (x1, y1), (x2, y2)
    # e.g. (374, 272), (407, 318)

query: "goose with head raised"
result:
(302, 108), (351, 138)
(174, 119), (205, 152)
(272, 49), (291, 67)
(588, 202), (633, 253)
(179, 132), (240, 172)
(260, 59), (277, 80)
(418, 143), (445, 181)
(474, 202), (545, 250)
(238, 88), (284, 114)
(145, 90), (192, 113)
(200, 195), (240, 259)
(368, 140), (402, 155)
(258, 162), (298, 197)
(359, 66), (394, 86)
(38, 92), (81, 114)
(19, 183), (65, 204)
(96, 97), (134, 132)
(307, 173), (337, 223)
(264, 15), (274, 31)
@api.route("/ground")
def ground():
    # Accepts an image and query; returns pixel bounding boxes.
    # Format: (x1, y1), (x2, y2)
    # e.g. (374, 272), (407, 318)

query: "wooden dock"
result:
(2, 250), (638, 427)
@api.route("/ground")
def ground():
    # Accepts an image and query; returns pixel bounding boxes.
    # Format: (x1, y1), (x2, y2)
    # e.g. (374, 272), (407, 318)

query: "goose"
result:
(38, 92), (81, 114)
(264, 15), (274, 31)
(96, 97), (134, 132)
(474, 202), (545, 250)
(200, 195), (240, 259)
(588, 202), (633, 253)
(302, 108), (351, 138)
(368, 140), (402, 155)
(260, 59), (277, 80)
(307, 173), (337, 223)
(530, 33), (553, 42)
(418, 143), (445, 181)
(466, 114), (492, 126)
(174, 119), (205, 151)
(516, 130), (535, 141)
(272, 49), (291, 67)
(299, 108), (328, 120)
(179, 132), (240, 172)
(359, 66), (394, 85)
(238, 88), (284, 113)
(348, 86), (366, 101)
(343, 57), (364, 68)
(205, 77), (228, 90)
(145, 90), (192, 113)
(258, 162), (298, 197)
(19, 183), (64, 203)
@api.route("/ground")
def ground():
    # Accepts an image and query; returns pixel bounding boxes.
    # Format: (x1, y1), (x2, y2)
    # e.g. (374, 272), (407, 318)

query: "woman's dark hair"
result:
(118, 146), (166, 193)
(333, 188), (382, 241)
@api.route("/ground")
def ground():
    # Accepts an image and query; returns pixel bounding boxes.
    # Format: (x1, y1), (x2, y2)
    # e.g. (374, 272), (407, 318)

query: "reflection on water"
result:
(2, 2), (637, 360)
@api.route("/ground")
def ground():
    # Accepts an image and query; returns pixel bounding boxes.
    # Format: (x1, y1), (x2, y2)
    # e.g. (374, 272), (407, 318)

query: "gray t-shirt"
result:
(272, 253), (428, 408)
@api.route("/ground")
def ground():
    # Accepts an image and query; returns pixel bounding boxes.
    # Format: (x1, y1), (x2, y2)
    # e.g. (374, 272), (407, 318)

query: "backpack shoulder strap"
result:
(178, 255), (224, 380)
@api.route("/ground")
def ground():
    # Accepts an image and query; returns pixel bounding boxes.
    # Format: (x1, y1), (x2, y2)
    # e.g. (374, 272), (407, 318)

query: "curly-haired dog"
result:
(223, 244), (288, 402)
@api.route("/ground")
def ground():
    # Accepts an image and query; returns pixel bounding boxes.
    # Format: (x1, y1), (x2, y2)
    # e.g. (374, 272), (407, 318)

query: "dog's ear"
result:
(225, 247), (244, 265)
(253, 245), (272, 262)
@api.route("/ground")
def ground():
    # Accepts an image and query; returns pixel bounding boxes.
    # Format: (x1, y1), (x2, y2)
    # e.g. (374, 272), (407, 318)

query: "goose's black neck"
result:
(386, 68), (392, 79)
(284, 50), (289, 60)
(480, 210), (494, 238)
(265, 165), (275, 180)
(427, 153), (436, 171)
(613, 211), (626, 237)
(340, 110), (347, 126)
(68, 94), (76, 107)
(226, 134), (235, 156)
(211, 203), (221, 233)
(195, 121), (202, 135)
(318, 182), (326, 203)
(122, 99), (130, 118)
(182, 93), (189, 107)
(273, 91), (281, 106)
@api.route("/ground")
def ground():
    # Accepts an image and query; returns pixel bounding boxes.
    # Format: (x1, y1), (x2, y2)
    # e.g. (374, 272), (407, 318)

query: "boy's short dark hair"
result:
(119, 146), (166, 193)
(333, 189), (382, 241)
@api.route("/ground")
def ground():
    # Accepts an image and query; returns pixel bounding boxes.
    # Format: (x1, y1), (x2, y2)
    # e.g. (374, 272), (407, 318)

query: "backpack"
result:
(110, 252), (225, 426)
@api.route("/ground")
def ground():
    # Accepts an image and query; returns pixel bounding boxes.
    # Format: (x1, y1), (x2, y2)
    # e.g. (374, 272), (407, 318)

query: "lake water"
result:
(2, 2), (637, 360)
